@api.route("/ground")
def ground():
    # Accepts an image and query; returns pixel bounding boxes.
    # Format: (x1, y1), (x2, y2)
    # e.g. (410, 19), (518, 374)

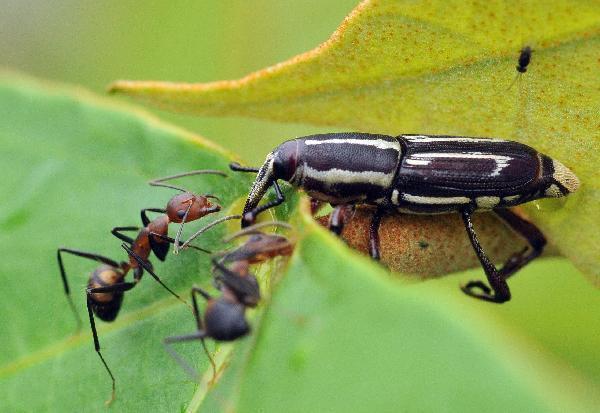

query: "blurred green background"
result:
(1, 0), (358, 163)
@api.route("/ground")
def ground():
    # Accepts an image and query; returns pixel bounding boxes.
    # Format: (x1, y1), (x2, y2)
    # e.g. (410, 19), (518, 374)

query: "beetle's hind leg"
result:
(460, 208), (511, 303)
(494, 208), (546, 279)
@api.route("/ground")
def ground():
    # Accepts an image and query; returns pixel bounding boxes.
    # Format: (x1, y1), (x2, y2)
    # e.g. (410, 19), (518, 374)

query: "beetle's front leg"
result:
(242, 180), (285, 227)
(368, 208), (385, 261)
(460, 208), (511, 303)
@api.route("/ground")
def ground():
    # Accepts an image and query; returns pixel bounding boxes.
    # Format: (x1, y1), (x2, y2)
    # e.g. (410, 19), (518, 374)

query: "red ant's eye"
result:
(177, 210), (186, 218)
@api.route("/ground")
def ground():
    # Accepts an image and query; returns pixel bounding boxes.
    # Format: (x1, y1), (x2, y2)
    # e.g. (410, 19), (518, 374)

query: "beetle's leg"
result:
(310, 198), (324, 215)
(85, 282), (135, 406)
(229, 162), (260, 173)
(460, 208), (511, 303)
(242, 180), (285, 227)
(328, 204), (355, 235)
(56, 248), (121, 331)
(494, 209), (547, 278)
(163, 286), (215, 382)
(110, 226), (139, 244)
(368, 208), (385, 260)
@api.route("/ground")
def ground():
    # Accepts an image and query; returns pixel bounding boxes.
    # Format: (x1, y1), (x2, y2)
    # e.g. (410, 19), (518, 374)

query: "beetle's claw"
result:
(461, 280), (493, 300)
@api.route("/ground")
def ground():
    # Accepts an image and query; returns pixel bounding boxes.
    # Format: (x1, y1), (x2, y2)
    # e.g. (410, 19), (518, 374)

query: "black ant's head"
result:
(204, 297), (250, 341)
(243, 233), (294, 263)
(167, 193), (221, 223)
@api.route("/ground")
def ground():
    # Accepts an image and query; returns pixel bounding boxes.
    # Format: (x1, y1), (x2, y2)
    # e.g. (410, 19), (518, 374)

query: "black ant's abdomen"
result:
(91, 293), (124, 322)
(205, 298), (250, 341)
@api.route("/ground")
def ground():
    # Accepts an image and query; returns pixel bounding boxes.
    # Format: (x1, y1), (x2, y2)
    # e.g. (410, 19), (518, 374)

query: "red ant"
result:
(57, 241), (196, 405)
(146, 169), (230, 253)
(57, 202), (219, 405)
(162, 221), (294, 382)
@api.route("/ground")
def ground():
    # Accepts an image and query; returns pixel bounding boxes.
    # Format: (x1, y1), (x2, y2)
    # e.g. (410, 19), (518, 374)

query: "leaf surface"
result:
(0, 73), (249, 411)
(110, 0), (600, 284)
(1, 74), (599, 412)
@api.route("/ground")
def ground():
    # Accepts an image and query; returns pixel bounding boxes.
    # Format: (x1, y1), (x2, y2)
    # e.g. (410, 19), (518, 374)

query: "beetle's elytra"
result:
(231, 133), (579, 304)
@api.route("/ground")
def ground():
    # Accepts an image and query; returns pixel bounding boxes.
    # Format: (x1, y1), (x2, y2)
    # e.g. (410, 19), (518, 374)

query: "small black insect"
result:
(516, 46), (532, 73)
(507, 46), (533, 90)
(231, 133), (579, 304)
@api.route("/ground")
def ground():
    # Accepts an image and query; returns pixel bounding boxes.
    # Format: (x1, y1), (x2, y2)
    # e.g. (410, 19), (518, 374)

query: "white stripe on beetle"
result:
(402, 135), (506, 143)
(401, 193), (471, 205)
(304, 138), (400, 151)
(304, 166), (394, 188)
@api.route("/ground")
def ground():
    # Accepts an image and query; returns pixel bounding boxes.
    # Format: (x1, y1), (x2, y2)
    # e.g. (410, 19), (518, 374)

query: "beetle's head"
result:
(541, 157), (580, 198)
(241, 140), (298, 226)
(272, 140), (298, 182)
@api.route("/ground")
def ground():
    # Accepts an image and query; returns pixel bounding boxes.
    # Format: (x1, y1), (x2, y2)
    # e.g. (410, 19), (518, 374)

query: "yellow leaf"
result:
(109, 0), (600, 285)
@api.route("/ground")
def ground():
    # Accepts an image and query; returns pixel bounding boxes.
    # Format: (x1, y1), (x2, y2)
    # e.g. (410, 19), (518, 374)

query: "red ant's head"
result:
(166, 193), (221, 223)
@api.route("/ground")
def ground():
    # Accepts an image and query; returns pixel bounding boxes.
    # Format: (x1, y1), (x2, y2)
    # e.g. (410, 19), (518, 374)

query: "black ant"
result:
(507, 46), (533, 90)
(162, 221), (294, 382)
(57, 242), (196, 405)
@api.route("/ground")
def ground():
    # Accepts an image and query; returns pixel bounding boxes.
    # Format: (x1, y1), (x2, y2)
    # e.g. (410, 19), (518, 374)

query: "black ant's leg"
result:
(173, 202), (193, 254)
(110, 226), (139, 244)
(494, 208), (546, 278)
(229, 162), (260, 173)
(163, 286), (215, 381)
(85, 282), (135, 406)
(368, 208), (384, 260)
(328, 204), (355, 235)
(121, 244), (190, 309)
(56, 248), (121, 331)
(241, 180), (285, 227)
(460, 208), (511, 303)
(148, 232), (212, 254)
(149, 170), (227, 193)
(178, 215), (242, 252)
(140, 208), (166, 226)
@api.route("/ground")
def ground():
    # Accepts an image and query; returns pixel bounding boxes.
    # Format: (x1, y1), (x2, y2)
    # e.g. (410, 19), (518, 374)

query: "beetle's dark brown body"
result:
(232, 133), (579, 304)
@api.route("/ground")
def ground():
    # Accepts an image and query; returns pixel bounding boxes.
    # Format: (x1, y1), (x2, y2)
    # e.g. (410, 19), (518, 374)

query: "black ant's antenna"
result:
(178, 214), (242, 252)
(223, 221), (292, 242)
(149, 169), (227, 193)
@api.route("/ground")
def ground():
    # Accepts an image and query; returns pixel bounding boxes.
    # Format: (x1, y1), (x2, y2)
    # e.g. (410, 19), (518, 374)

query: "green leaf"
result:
(200, 207), (600, 413)
(1, 74), (599, 413)
(109, 0), (600, 285)
(0, 73), (250, 411)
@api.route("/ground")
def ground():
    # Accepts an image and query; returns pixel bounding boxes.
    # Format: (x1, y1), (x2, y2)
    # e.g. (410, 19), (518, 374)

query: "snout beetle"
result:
(231, 133), (579, 303)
